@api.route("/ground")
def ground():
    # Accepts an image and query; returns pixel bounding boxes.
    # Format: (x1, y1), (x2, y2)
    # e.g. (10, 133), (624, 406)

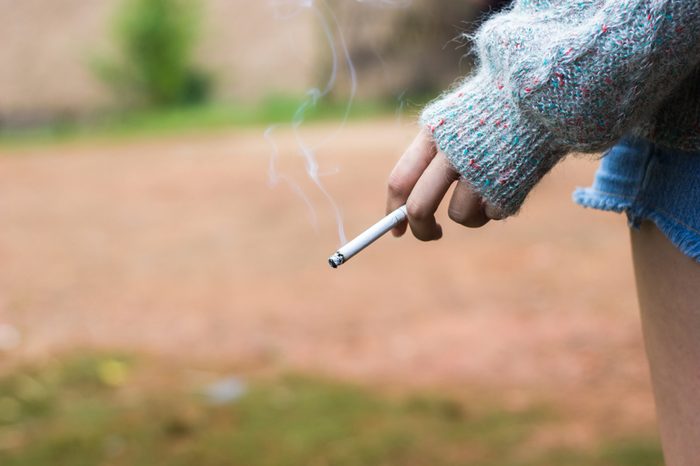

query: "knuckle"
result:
(386, 173), (408, 198)
(406, 199), (429, 221)
(448, 206), (468, 225)
(449, 205), (488, 228)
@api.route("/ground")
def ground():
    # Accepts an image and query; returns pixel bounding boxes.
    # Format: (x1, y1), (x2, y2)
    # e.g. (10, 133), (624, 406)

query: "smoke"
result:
(265, 0), (411, 247)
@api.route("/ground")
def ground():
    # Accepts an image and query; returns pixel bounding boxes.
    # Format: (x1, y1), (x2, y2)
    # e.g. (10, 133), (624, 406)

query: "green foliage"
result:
(96, 0), (210, 107)
(0, 354), (663, 466)
(0, 98), (394, 148)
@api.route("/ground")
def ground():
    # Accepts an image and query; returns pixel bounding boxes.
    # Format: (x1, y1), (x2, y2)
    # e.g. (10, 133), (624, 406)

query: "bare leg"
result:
(631, 221), (700, 465)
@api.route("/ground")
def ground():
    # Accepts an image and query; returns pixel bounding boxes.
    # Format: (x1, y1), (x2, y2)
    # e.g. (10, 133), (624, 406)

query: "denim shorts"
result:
(573, 135), (700, 263)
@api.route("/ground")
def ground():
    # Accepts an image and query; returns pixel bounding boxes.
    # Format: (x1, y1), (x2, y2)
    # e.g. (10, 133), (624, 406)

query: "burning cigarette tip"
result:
(328, 253), (345, 269)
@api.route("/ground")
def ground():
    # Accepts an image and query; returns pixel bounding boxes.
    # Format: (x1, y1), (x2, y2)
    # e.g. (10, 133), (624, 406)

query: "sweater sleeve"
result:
(421, 1), (700, 216)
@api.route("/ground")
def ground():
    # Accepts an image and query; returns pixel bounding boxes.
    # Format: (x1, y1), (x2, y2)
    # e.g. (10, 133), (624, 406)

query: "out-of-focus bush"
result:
(94, 0), (211, 108)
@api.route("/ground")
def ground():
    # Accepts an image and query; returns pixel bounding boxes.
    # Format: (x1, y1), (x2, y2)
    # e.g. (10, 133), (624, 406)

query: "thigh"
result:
(631, 221), (700, 466)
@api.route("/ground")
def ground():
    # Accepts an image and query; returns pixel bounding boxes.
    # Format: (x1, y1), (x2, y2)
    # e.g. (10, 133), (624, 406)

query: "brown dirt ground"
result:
(0, 120), (657, 442)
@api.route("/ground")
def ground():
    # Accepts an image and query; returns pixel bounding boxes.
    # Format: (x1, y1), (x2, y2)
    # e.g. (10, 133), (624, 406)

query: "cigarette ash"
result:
(328, 252), (345, 269)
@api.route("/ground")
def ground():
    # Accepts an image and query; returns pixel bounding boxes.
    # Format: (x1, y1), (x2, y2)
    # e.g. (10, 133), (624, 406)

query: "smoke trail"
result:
(266, 0), (411, 246)
(264, 126), (318, 229)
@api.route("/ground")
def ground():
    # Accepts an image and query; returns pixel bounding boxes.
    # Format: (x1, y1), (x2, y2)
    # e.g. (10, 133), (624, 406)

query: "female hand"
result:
(386, 128), (504, 241)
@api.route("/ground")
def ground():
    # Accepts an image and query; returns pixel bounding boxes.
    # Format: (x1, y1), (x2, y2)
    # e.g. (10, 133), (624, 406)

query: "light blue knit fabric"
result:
(421, 0), (700, 216)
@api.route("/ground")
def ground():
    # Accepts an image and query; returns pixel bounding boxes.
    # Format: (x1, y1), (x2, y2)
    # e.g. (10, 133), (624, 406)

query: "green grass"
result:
(0, 354), (663, 466)
(0, 96), (400, 149)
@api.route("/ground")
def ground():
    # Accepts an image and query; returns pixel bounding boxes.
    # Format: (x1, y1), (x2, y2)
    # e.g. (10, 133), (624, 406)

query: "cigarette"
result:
(328, 205), (408, 269)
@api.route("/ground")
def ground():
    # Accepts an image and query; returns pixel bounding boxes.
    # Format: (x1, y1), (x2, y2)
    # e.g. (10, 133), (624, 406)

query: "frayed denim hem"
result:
(573, 188), (700, 263)
(572, 188), (632, 214)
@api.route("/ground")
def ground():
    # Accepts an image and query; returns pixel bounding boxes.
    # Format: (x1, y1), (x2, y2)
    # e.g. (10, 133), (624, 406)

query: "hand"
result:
(386, 129), (503, 241)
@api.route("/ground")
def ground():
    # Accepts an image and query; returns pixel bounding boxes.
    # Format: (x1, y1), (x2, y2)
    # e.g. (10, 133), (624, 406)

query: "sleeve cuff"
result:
(420, 71), (567, 216)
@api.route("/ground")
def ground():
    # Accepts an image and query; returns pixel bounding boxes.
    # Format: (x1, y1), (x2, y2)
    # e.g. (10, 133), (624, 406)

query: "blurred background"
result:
(0, 0), (663, 464)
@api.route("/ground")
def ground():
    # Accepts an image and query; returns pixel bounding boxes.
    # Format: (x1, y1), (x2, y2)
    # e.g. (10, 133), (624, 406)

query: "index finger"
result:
(386, 129), (438, 236)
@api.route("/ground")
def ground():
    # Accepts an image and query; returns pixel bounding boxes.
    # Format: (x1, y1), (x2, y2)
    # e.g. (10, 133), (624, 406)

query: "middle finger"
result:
(406, 152), (459, 241)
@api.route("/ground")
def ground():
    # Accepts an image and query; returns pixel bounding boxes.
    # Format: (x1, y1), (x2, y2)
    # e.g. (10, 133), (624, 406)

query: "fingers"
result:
(386, 129), (503, 242)
(386, 129), (438, 237)
(405, 152), (459, 241)
(484, 202), (507, 221)
(448, 179), (491, 228)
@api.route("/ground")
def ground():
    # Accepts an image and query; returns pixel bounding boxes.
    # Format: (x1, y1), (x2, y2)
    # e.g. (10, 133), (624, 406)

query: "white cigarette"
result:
(328, 205), (408, 268)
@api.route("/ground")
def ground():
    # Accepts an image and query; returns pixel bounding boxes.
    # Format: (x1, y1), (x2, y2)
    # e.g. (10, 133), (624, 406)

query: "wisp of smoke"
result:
(265, 0), (411, 247)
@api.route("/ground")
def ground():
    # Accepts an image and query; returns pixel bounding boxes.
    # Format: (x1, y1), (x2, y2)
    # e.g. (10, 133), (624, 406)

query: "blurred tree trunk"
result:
(320, 0), (482, 101)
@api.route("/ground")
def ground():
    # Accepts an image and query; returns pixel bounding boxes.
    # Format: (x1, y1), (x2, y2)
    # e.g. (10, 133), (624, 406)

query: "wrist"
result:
(421, 71), (567, 216)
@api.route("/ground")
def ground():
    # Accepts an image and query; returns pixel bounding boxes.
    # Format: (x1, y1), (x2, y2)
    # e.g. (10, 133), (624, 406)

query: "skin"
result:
(386, 128), (503, 240)
(631, 221), (700, 466)
(388, 130), (700, 465)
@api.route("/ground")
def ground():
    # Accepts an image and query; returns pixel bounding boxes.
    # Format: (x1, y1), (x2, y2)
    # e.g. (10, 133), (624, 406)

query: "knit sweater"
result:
(420, 0), (700, 216)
